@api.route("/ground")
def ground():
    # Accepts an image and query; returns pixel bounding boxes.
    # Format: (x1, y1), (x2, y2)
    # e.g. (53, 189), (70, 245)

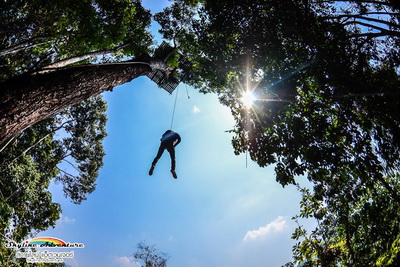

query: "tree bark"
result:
(0, 62), (151, 144)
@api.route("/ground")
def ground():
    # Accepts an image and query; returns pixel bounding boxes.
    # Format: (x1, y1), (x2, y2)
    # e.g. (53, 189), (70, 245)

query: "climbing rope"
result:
(185, 83), (190, 99)
(170, 84), (180, 130)
(246, 149), (248, 168)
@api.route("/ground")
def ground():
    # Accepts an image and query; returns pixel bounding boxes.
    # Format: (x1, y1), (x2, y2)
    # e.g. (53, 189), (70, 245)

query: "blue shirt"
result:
(161, 131), (181, 147)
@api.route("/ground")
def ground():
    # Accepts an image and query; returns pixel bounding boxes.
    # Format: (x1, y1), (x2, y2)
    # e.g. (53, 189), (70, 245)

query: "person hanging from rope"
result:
(149, 130), (181, 179)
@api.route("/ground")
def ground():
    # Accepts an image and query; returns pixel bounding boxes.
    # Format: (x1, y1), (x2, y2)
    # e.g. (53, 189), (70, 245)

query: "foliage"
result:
(1, 0), (399, 265)
(0, 0), (152, 81)
(157, 0), (400, 265)
(0, 1), (151, 263)
(55, 95), (108, 204)
(0, 244), (65, 267)
(0, 3), (153, 265)
(133, 241), (169, 267)
(292, 179), (400, 266)
(0, 1), (155, 265)
(0, 95), (107, 263)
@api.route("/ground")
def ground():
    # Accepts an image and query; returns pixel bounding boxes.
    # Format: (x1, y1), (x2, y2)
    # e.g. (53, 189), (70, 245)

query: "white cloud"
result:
(115, 256), (142, 267)
(243, 216), (288, 242)
(193, 105), (200, 113)
(64, 258), (79, 267)
(56, 215), (76, 227)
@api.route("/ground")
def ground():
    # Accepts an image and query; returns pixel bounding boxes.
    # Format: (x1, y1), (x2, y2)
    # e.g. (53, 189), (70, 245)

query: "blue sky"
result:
(41, 1), (315, 266)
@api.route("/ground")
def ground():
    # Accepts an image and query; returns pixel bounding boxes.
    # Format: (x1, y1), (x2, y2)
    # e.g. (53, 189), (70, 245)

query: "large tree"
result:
(156, 0), (400, 265)
(0, 0), (191, 254)
(0, 0), (154, 263)
(1, 0), (400, 265)
(0, 0), (189, 236)
(0, 0), (170, 144)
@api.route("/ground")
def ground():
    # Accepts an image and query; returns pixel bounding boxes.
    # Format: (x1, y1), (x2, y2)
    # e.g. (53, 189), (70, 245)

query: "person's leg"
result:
(167, 146), (177, 178)
(166, 146), (176, 170)
(149, 144), (165, 175)
(152, 144), (166, 166)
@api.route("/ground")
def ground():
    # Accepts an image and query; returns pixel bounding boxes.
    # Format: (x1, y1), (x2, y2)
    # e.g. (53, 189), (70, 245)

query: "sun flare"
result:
(240, 90), (256, 108)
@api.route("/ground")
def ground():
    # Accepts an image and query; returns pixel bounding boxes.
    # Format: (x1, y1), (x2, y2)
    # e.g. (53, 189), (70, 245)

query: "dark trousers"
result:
(152, 143), (176, 170)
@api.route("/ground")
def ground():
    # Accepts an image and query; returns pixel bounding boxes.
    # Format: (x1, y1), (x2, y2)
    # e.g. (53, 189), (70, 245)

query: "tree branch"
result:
(344, 201), (356, 266)
(343, 21), (400, 37)
(350, 32), (395, 38)
(0, 187), (5, 202)
(310, 0), (398, 9)
(345, 15), (398, 29)
(344, 20), (388, 32)
(57, 166), (76, 178)
(6, 133), (53, 165)
(34, 60), (151, 74)
(62, 158), (80, 172)
(328, 12), (400, 19)
(42, 43), (131, 70)
(375, 174), (400, 203)
(4, 187), (22, 202)
(0, 121), (72, 166)
(0, 38), (52, 57)
(334, 16), (400, 31)
(0, 135), (18, 153)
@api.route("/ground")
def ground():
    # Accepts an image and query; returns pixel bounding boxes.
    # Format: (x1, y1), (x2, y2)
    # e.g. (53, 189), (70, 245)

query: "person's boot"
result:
(149, 165), (155, 176)
(170, 170), (177, 179)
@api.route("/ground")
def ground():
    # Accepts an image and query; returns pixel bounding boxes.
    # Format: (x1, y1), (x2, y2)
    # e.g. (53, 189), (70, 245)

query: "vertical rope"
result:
(246, 149), (248, 168)
(170, 85), (179, 130)
(185, 83), (190, 99)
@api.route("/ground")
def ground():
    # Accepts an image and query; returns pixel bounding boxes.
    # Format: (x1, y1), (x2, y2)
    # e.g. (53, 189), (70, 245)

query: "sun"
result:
(240, 90), (256, 108)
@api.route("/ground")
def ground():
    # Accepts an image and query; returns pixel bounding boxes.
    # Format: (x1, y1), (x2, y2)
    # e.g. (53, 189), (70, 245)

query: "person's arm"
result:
(174, 134), (181, 147)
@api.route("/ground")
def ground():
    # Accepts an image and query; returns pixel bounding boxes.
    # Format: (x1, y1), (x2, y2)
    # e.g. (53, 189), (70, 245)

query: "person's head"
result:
(164, 130), (172, 135)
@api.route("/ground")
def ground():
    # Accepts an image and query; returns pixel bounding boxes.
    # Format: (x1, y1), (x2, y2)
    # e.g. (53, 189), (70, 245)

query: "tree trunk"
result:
(0, 62), (152, 144)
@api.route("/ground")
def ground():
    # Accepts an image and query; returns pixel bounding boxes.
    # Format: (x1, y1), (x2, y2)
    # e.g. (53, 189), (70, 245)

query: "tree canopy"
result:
(156, 0), (400, 265)
(0, 1), (188, 256)
(0, 95), (107, 266)
(133, 241), (169, 267)
(0, 0), (150, 263)
(1, 0), (400, 265)
(0, 0), (152, 81)
(0, 0), (155, 143)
